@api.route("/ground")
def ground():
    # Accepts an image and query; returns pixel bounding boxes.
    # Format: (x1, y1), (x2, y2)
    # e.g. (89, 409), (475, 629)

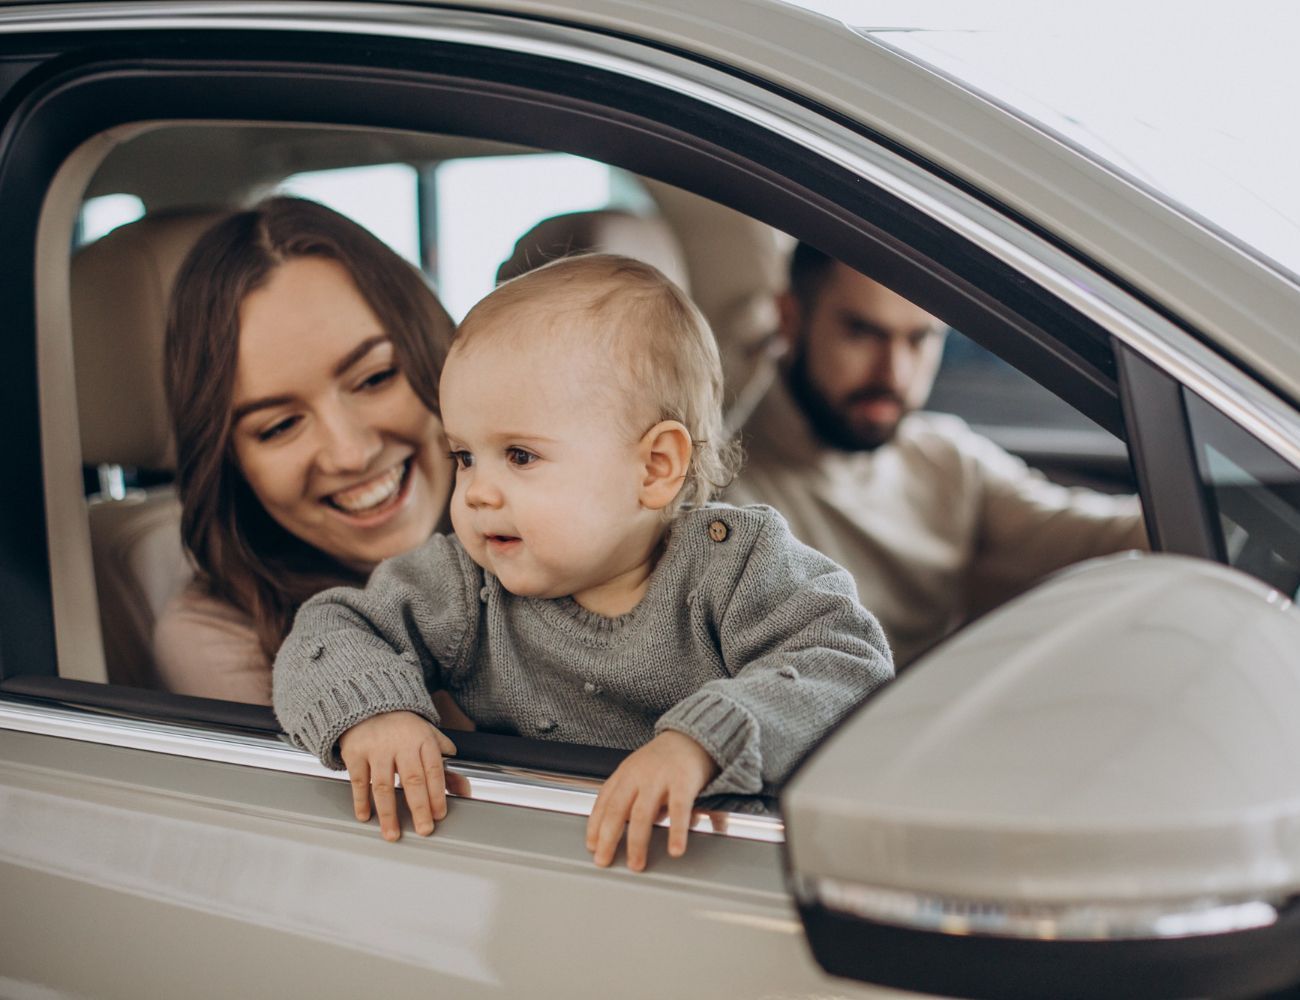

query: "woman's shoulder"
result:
(159, 580), (257, 629)
(154, 581), (272, 704)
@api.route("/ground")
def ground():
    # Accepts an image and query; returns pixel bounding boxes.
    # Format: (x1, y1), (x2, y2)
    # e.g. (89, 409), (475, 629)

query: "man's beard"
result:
(784, 344), (905, 453)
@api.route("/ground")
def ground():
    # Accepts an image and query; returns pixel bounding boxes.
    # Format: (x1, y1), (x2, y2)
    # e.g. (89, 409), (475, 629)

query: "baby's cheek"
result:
(448, 501), (478, 552)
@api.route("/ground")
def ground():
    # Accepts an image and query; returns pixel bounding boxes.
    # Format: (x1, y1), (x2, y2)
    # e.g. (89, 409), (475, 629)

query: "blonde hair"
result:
(455, 253), (740, 514)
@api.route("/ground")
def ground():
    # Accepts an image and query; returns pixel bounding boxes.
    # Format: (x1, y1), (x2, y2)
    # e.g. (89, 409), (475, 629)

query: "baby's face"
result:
(440, 330), (661, 606)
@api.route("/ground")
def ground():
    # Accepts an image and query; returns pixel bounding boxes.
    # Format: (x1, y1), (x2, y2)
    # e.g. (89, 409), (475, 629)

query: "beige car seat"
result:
(71, 208), (227, 688)
(496, 208), (692, 291)
(498, 201), (787, 431)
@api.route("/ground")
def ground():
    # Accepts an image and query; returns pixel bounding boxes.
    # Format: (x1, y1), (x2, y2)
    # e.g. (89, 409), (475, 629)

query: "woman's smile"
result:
(325, 458), (411, 516)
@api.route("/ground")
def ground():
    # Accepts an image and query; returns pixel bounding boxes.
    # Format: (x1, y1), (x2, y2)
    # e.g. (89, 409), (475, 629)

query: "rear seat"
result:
(497, 208), (692, 289)
(497, 204), (783, 431)
(71, 208), (227, 687)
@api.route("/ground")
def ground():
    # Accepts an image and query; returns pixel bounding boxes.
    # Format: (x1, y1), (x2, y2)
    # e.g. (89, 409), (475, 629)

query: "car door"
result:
(1, 3), (1297, 999)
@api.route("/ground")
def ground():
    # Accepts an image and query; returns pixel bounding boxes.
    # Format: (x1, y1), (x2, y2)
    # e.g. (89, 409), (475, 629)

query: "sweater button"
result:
(537, 718), (557, 733)
(708, 519), (730, 543)
(583, 681), (596, 694)
(479, 586), (491, 603)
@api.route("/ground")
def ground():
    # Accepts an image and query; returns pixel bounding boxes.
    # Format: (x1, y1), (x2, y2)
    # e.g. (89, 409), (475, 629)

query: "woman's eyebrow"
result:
(332, 334), (389, 377)
(231, 394), (293, 426)
(231, 335), (390, 426)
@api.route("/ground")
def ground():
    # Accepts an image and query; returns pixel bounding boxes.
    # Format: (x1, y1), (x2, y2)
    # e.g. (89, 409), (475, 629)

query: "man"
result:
(728, 243), (1147, 665)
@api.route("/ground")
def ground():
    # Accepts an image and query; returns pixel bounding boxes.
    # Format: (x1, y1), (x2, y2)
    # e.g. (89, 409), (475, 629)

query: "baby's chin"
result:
(481, 564), (571, 601)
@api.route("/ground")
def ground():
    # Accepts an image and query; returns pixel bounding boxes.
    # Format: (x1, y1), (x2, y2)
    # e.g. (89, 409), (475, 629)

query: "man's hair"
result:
(455, 253), (740, 515)
(787, 241), (838, 309)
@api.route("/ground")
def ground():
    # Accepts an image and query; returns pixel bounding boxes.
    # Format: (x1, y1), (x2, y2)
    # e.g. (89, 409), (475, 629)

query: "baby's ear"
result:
(637, 420), (692, 511)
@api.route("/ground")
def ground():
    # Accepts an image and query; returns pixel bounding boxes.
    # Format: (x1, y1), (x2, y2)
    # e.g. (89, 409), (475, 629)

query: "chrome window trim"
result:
(2, 1), (1297, 468)
(0, 699), (785, 843)
(796, 874), (1283, 941)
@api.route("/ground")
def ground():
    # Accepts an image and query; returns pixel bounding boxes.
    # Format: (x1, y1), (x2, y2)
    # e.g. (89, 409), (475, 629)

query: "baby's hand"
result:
(338, 710), (462, 842)
(586, 731), (720, 871)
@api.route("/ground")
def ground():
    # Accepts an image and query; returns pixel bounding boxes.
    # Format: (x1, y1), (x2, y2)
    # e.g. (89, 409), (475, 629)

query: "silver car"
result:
(2, 2), (1298, 998)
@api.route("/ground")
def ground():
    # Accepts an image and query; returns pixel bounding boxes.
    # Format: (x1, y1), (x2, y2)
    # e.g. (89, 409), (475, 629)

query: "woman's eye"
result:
(256, 416), (299, 442)
(449, 450), (473, 469)
(358, 367), (398, 391)
(506, 447), (538, 467)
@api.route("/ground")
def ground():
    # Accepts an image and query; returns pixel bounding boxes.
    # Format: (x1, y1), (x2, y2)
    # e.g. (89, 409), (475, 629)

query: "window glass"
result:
(431, 153), (653, 320)
(277, 163), (421, 266)
(55, 121), (1137, 798)
(1186, 391), (1300, 599)
(928, 329), (1100, 433)
(76, 193), (145, 246)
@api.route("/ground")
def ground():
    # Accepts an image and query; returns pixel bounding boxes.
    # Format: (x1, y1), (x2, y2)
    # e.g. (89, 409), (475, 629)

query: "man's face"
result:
(781, 262), (945, 451)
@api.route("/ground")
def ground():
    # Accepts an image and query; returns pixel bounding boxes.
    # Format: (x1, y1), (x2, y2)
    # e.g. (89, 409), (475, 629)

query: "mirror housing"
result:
(783, 554), (1300, 999)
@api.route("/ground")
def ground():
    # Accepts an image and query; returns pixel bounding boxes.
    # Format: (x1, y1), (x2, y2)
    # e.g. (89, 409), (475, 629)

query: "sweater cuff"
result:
(280, 643), (440, 770)
(655, 689), (762, 797)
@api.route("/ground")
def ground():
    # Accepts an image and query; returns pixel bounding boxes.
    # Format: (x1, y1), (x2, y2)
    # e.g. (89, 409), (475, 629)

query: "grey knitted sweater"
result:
(273, 504), (893, 796)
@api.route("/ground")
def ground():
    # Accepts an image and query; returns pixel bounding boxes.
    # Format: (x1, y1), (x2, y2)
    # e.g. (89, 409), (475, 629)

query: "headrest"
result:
(496, 209), (691, 292)
(71, 208), (228, 470)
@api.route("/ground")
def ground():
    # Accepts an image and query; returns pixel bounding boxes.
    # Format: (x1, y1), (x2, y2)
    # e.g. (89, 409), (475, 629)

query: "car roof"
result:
(409, 0), (1300, 404)
(7, 0), (1299, 403)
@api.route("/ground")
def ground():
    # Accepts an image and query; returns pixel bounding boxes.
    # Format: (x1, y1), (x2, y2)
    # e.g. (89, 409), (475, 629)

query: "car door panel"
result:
(0, 725), (887, 999)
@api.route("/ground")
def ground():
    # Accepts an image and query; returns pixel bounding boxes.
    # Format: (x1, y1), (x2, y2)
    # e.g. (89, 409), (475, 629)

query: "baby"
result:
(273, 254), (893, 870)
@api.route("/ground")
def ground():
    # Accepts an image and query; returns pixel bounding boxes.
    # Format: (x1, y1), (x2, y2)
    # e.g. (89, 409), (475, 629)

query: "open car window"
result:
(0, 17), (1185, 842)
(49, 120), (1144, 790)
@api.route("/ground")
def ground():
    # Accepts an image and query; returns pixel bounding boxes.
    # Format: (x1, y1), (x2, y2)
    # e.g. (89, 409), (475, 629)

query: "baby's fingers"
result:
(370, 762), (402, 842)
(590, 784), (636, 867)
(397, 746), (437, 837)
(433, 728), (459, 759)
(624, 792), (664, 872)
(347, 758), (372, 823)
(419, 739), (450, 823)
(586, 780), (613, 852)
(667, 786), (693, 858)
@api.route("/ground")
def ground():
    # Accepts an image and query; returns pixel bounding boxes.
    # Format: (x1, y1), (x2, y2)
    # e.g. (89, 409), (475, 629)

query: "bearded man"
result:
(728, 243), (1146, 664)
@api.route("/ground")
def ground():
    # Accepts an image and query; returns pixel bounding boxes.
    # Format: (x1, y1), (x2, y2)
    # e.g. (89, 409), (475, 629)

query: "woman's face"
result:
(229, 256), (452, 571)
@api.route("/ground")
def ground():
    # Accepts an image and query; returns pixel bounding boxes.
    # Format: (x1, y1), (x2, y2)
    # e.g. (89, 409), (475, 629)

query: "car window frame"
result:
(2, 7), (1294, 823)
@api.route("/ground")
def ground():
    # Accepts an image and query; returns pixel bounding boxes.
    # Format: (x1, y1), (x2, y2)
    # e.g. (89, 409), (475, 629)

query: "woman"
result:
(156, 196), (463, 717)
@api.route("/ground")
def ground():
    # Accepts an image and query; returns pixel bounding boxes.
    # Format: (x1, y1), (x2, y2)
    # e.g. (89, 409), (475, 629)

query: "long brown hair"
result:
(164, 196), (454, 656)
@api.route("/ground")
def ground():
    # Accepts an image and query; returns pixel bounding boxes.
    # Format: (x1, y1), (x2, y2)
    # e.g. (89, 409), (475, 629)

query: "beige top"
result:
(155, 582), (476, 730)
(727, 379), (1147, 665)
(154, 583), (273, 704)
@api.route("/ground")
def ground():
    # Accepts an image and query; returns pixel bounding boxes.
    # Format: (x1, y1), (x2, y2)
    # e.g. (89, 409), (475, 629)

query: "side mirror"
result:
(782, 554), (1300, 999)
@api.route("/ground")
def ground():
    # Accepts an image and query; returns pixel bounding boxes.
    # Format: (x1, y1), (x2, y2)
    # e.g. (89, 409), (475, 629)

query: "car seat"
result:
(496, 204), (785, 430)
(71, 208), (227, 688)
(496, 208), (693, 290)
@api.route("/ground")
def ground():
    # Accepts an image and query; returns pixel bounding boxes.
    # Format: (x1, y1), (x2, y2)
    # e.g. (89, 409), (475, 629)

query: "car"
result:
(1, 2), (1298, 998)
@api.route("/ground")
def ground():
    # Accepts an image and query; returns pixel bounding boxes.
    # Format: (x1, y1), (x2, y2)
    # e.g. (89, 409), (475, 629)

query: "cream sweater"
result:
(728, 379), (1147, 664)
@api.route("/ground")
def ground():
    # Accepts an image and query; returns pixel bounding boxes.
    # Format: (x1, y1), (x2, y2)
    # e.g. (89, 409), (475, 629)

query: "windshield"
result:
(779, 1), (1300, 281)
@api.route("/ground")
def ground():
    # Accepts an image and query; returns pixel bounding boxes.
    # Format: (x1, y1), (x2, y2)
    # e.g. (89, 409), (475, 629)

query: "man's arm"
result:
(966, 427), (1147, 611)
